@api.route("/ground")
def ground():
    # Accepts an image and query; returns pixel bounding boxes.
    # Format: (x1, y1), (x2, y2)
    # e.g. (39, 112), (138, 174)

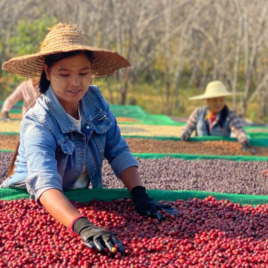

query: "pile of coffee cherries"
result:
(1, 196), (268, 267)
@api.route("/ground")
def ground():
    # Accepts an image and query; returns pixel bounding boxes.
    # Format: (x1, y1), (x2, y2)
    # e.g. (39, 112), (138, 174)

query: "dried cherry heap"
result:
(1, 196), (268, 267)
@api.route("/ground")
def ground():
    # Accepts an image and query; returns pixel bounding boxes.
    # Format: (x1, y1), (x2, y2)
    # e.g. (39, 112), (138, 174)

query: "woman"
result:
(180, 81), (255, 153)
(1, 77), (39, 121)
(1, 23), (177, 253)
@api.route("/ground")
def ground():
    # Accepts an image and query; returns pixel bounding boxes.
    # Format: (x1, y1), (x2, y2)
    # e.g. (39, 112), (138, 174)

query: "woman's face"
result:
(31, 77), (40, 88)
(207, 97), (225, 113)
(44, 53), (92, 105)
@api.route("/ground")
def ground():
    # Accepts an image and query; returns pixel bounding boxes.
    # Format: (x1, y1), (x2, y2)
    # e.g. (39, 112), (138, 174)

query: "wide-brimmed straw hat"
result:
(2, 23), (130, 78)
(189, 81), (234, 100)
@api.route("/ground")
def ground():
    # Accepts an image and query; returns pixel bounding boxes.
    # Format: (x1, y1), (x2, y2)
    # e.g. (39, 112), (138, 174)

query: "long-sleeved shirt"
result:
(180, 107), (248, 144)
(2, 80), (38, 115)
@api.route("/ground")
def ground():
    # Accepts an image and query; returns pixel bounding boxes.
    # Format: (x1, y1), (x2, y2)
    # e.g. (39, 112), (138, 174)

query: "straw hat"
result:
(2, 23), (130, 78)
(189, 81), (234, 100)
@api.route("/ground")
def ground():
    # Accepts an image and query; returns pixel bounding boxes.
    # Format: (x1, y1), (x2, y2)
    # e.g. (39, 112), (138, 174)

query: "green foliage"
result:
(9, 14), (58, 56)
(0, 74), (24, 99)
(0, 15), (58, 100)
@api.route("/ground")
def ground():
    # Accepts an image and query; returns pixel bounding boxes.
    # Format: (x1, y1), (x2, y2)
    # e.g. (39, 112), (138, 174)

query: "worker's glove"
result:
(181, 132), (190, 141)
(1, 111), (10, 122)
(72, 216), (124, 253)
(241, 142), (256, 154)
(131, 186), (179, 221)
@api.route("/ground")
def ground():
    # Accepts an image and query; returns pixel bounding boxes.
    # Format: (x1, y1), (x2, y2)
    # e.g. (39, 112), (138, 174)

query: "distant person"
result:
(180, 81), (255, 154)
(1, 77), (39, 121)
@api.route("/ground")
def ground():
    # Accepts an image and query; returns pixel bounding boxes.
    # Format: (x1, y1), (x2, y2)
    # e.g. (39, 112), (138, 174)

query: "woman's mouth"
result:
(68, 90), (81, 94)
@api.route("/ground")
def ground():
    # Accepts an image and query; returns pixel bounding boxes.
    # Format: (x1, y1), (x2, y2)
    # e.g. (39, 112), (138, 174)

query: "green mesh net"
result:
(0, 188), (267, 207)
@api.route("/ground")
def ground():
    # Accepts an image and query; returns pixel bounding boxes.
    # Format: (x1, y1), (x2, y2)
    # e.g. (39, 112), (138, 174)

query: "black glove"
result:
(131, 186), (179, 221)
(181, 132), (190, 141)
(1, 111), (10, 122)
(241, 142), (256, 154)
(73, 217), (124, 253)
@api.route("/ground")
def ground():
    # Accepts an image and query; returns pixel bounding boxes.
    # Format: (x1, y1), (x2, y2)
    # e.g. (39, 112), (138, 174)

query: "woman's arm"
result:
(23, 117), (80, 226)
(24, 117), (123, 252)
(39, 189), (80, 227)
(120, 166), (142, 192)
(104, 108), (139, 179)
(93, 87), (178, 218)
(39, 188), (123, 252)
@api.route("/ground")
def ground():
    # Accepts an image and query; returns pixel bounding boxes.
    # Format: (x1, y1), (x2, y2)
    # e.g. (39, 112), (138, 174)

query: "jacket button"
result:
(86, 126), (90, 129)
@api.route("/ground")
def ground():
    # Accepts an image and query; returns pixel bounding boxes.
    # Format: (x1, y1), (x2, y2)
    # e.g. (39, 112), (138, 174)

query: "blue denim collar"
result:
(44, 86), (103, 134)
(79, 91), (103, 122)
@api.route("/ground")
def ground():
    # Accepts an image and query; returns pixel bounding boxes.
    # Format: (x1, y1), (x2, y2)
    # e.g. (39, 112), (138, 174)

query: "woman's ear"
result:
(43, 64), (51, 81)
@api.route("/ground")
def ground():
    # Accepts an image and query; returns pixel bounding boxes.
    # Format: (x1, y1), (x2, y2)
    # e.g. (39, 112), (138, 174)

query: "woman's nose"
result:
(71, 75), (80, 86)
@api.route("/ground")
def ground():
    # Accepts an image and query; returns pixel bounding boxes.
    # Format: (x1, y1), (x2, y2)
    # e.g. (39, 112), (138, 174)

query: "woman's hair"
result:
(8, 50), (93, 177)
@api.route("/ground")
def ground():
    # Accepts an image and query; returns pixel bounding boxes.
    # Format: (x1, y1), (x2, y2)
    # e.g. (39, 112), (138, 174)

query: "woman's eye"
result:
(80, 73), (89, 76)
(60, 74), (69, 77)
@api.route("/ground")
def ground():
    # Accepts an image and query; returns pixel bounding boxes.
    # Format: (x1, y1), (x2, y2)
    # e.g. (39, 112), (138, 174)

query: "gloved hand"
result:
(131, 186), (179, 221)
(241, 142), (256, 154)
(181, 132), (190, 141)
(72, 216), (124, 253)
(1, 111), (10, 122)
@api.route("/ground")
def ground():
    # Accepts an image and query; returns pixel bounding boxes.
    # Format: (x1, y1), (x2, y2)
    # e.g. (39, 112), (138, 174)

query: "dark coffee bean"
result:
(102, 157), (268, 195)
(0, 152), (13, 184)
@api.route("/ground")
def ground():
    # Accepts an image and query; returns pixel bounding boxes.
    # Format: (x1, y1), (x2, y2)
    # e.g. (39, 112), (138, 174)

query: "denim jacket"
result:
(1, 85), (138, 201)
(196, 107), (230, 137)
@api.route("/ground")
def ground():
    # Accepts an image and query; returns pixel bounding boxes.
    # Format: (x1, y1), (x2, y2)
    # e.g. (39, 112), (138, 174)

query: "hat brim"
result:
(189, 92), (235, 100)
(2, 45), (130, 78)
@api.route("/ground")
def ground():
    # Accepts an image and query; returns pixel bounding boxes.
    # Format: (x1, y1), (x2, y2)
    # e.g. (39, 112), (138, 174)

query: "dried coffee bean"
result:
(0, 152), (13, 184)
(102, 157), (268, 195)
(126, 138), (268, 156)
(0, 135), (19, 151)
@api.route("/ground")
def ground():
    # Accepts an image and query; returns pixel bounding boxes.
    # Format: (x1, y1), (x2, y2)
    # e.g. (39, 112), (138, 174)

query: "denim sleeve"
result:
(104, 107), (138, 178)
(23, 116), (63, 202)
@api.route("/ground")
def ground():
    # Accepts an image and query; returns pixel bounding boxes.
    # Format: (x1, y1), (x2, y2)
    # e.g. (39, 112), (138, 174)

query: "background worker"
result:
(180, 81), (256, 154)
(1, 77), (39, 121)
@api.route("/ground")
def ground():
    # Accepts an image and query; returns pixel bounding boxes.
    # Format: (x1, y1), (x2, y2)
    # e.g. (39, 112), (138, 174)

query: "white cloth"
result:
(67, 108), (89, 189)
